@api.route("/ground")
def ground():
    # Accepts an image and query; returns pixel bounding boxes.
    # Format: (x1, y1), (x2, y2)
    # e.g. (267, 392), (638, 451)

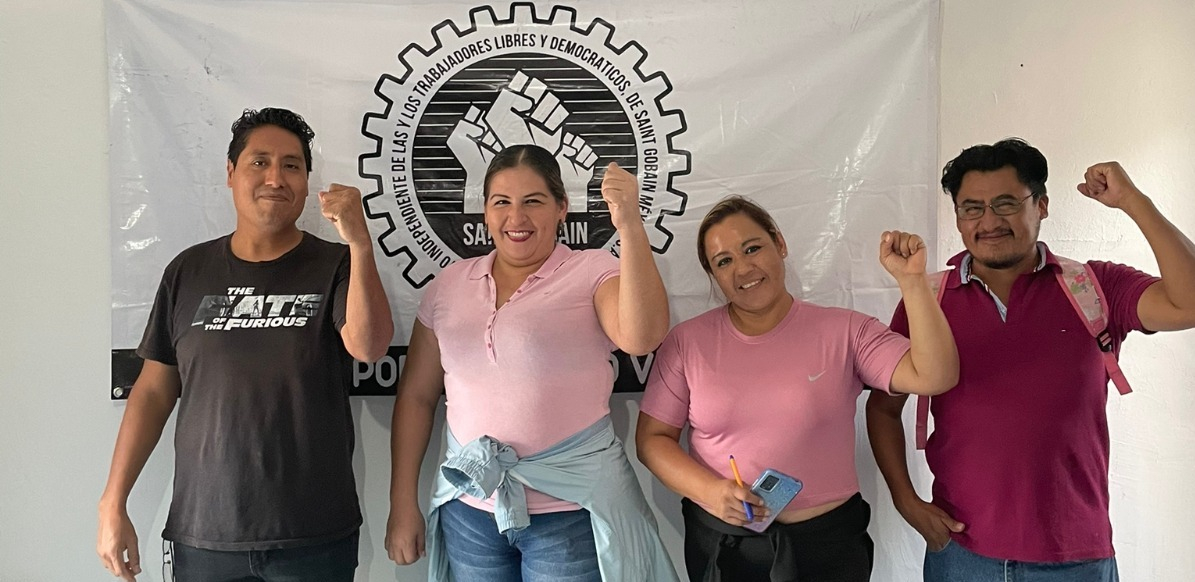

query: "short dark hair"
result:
(482, 144), (568, 206)
(940, 138), (1048, 202)
(696, 195), (782, 273)
(227, 108), (315, 173)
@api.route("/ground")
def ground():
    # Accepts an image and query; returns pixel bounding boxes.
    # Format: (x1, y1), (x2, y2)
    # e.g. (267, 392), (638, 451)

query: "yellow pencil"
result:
(729, 455), (754, 521)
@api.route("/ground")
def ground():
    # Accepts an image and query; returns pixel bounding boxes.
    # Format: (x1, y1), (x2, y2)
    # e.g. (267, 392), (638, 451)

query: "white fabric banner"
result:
(108, 0), (939, 394)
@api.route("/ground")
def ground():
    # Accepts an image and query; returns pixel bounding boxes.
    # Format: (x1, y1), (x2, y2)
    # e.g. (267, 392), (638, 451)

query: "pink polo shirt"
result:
(890, 246), (1158, 562)
(417, 244), (619, 513)
(641, 299), (910, 513)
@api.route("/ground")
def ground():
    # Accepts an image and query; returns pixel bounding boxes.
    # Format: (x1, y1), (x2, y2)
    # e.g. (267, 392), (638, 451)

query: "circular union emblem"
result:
(360, 3), (690, 288)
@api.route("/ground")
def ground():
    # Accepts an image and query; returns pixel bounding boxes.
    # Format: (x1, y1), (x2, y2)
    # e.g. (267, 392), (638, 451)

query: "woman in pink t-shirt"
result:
(637, 196), (959, 581)
(385, 144), (675, 582)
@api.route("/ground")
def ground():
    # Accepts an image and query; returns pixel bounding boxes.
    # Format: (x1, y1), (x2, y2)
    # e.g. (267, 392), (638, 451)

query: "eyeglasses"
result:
(954, 193), (1036, 220)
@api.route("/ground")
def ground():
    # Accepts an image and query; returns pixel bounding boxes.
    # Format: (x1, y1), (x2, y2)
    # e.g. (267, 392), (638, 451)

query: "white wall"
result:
(2, 1), (1193, 580)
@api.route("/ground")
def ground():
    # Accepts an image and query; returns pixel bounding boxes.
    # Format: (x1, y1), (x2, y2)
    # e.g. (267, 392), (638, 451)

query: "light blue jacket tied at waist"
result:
(425, 416), (680, 582)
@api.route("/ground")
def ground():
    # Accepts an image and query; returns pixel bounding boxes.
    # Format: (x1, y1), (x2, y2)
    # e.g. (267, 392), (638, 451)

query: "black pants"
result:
(683, 493), (873, 582)
(168, 531), (358, 582)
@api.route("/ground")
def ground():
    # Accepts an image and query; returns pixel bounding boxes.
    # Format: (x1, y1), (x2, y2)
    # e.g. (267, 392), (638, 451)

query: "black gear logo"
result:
(360, 3), (690, 288)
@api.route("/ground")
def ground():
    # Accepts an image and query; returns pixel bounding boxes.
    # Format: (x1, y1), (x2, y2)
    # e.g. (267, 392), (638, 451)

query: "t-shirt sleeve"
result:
(332, 249), (351, 331)
(416, 272), (443, 332)
(1089, 260), (1160, 337)
(640, 327), (691, 428)
(850, 311), (911, 394)
(588, 249), (620, 293)
(136, 265), (179, 366)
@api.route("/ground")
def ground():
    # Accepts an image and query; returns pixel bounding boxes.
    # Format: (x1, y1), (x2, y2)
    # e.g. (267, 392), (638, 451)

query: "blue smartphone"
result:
(743, 468), (803, 533)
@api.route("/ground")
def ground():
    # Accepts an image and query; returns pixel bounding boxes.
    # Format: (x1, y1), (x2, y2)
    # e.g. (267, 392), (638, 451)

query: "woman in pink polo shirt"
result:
(385, 144), (676, 582)
(637, 196), (959, 581)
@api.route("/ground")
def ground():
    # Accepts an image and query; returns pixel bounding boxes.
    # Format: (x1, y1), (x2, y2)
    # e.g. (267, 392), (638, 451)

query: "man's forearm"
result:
(865, 392), (919, 505)
(100, 384), (177, 508)
(1126, 196), (1195, 314)
(342, 243), (394, 362)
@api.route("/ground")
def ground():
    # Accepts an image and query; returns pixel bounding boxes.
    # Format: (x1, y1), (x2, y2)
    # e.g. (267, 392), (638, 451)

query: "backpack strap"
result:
(1053, 256), (1132, 395)
(914, 269), (951, 450)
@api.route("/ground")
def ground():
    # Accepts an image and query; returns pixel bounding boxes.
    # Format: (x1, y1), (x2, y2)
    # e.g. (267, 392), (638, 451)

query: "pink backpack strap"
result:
(1053, 256), (1132, 395)
(915, 269), (951, 450)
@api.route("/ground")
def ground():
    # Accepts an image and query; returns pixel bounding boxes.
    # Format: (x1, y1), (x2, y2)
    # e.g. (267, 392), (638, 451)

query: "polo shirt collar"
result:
(466, 243), (571, 282)
(947, 241), (1055, 287)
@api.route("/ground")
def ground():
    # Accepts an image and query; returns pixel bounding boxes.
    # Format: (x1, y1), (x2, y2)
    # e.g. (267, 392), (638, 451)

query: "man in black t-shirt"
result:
(97, 108), (393, 582)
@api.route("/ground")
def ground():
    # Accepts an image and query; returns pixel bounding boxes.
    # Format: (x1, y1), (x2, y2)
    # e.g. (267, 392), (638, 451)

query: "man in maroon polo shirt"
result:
(867, 138), (1195, 581)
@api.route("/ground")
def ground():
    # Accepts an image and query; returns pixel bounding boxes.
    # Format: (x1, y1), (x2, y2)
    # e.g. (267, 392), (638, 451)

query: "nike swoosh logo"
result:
(808, 370), (826, 382)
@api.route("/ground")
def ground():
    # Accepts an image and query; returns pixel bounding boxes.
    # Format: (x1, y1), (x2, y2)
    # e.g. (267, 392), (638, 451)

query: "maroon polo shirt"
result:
(890, 244), (1158, 562)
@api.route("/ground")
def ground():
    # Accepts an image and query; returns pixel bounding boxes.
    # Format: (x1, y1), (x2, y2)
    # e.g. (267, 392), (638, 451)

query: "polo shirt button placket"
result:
(486, 312), (497, 361)
(489, 280), (530, 361)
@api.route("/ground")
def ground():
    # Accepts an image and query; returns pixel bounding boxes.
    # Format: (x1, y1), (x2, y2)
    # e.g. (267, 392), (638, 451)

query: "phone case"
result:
(743, 468), (803, 533)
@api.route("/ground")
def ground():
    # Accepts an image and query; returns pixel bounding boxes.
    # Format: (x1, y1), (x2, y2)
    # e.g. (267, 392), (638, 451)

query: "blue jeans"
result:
(439, 499), (601, 582)
(924, 540), (1119, 582)
(167, 532), (358, 582)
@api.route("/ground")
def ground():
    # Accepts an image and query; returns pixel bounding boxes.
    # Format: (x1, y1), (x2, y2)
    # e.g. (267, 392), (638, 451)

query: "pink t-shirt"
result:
(890, 247), (1158, 562)
(641, 299), (910, 513)
(417, 244), (619, 514)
